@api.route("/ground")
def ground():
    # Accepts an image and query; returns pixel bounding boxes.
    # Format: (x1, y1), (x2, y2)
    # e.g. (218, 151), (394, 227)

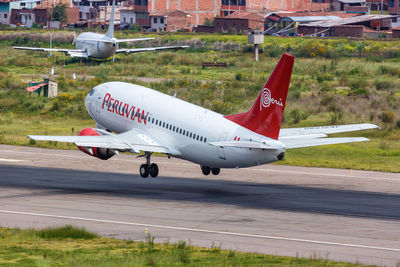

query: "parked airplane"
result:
(28, 54), (378, 177)
(14, 0), (188, 59)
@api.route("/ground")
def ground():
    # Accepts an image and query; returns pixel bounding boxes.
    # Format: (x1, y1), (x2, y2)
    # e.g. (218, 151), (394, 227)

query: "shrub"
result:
(349, 78), (368, 95)
(374, 79), (391, 91)
(36, 225), (98, 239)
(235, 73), (242, 81)
(378, 111), (394, 123)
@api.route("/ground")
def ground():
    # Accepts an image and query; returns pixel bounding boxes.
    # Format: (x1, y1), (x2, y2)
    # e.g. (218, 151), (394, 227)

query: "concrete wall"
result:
(120, 10), (136, 24)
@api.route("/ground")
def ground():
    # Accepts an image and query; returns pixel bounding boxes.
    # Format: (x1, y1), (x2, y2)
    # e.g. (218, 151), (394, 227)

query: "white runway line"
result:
(253, 168), (400, 182)
(2, 149), (400, 182)
(0, 159), (26, 162)
(0, 209), (399, 253)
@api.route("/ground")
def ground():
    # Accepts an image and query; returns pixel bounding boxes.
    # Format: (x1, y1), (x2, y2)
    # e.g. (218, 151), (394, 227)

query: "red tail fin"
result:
(224, 54), (294, 140)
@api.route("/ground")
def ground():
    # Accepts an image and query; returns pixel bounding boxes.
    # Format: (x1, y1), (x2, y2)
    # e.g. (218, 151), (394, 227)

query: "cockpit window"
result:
(89, 88), (95, 96)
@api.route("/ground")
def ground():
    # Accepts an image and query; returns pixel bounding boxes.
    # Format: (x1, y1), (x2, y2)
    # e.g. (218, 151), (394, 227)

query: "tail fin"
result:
(224, 54), (294, 140)
(105, 0), (115, 39)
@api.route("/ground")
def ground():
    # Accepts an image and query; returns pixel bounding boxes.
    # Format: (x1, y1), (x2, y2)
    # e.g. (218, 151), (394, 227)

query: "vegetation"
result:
(52, 5), (67, 24)
(0, 33), (399, 172)
(0, 226), (376, 266)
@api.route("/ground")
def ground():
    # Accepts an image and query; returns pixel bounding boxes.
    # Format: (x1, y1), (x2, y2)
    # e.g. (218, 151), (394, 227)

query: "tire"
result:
(149, 163), (159, 178)
(211, 168), (220, 175)
(201, 165), (211, 175)
(140, 164), (149, 178)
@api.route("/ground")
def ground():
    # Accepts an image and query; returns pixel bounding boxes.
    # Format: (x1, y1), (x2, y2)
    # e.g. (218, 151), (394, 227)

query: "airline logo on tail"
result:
(260, 87), (283, 111)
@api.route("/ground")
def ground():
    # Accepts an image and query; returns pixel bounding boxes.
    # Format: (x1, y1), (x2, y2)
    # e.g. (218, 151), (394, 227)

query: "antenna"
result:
(105, 0), (115, 38)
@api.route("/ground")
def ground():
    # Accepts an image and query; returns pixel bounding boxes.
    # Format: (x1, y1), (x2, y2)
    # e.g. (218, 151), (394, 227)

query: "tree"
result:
(204, 18), (214, 26)
(52, 4), (67, 24)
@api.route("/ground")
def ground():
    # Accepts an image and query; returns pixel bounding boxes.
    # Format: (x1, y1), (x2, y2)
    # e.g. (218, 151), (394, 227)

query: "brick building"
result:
(149, 10), (190, 31)
(214, 11), (264, 32)
(130, 0), (331, 26)
(388, 0), (400, 14)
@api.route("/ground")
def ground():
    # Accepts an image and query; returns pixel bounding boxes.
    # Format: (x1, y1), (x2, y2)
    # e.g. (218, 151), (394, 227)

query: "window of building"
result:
(4, 13), (7, 19)
(160, 18), (164, 24)
(153, 17), (157, 23)
(389, 0), (394, 7)
(130, 18), (133, 24)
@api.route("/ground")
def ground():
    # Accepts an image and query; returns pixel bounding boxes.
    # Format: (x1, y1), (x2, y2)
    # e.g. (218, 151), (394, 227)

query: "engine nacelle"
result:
(77, 128), (114, 160)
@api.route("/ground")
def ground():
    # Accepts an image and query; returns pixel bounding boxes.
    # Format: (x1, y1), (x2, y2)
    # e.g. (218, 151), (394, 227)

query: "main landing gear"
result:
(201, 165), (220, 176)
(139, 152), (159, 178)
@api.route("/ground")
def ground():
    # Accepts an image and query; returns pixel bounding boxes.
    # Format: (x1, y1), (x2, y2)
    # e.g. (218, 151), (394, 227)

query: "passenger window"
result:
(200, 137), (203, 142)
(163, 122), (165, 127)
(183, 130), (185, 135)
(189, 133), (192, 138)
(152, 118), (154, 123)
(204, 138), (207, 142)
(186, 131), (188, 136)
(173, 126), (175, 131)
(180, 129), (182, 134)
(197, 135), (199, 140)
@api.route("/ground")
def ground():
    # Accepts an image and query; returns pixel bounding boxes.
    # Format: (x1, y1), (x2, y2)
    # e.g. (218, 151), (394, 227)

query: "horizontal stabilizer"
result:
(282, 137), (369, 149)
(280, 123), (379, 138)
(209, 141), (281, 150)
(116, 38), (155, 43)
(116, 45), (189, 54)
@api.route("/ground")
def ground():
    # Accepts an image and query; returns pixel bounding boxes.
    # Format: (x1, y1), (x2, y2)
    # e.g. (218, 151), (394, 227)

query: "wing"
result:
(13, 46), (88, 58)
(279, 123), (379, 138)
(28, 128), (178, 155)
(116, 45), (189, 54)
(281, 137), (369, 149)
(209, 141), (280, 150)
(115, 37), (155, 43)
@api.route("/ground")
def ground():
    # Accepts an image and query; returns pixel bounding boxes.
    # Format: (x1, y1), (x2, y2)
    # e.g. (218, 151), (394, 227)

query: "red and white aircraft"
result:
(28, 54), (378, 177)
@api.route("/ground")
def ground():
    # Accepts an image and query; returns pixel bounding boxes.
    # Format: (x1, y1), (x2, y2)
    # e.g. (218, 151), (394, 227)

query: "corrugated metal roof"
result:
(301, 14), (396, 27)
(281, 16), (341, 22)
(338, 0), (365, 3)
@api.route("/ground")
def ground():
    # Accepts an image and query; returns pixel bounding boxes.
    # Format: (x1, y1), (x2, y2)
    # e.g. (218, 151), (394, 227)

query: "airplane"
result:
(13, 0), (188, 59)
(28, 54), (379, 178)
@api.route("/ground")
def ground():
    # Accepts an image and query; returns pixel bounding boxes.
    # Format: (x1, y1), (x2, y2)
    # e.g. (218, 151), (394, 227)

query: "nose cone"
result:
(85, 87), (96, 113)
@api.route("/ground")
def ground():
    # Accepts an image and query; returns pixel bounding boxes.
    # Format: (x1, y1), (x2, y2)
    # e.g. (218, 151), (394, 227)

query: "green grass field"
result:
(0, 226), (377, 266)
(0, 33), (399, 172)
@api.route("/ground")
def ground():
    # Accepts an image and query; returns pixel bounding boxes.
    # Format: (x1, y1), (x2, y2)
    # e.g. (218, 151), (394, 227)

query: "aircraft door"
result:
(217, 132), (228, 160)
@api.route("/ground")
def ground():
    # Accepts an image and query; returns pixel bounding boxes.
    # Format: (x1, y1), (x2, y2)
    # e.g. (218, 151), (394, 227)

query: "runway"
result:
(0, 144), (399, 266)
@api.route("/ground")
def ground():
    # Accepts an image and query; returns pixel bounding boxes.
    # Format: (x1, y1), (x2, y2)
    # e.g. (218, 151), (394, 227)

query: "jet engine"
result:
(77, 128), (115, 160)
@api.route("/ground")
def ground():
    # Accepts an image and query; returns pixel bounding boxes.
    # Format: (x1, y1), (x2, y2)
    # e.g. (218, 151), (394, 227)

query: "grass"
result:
(0, 226), (377, 266)
(0, 35), (399, 172)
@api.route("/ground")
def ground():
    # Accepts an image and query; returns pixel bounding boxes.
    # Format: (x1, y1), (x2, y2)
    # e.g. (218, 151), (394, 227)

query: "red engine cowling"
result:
(77, 128), (114, 160)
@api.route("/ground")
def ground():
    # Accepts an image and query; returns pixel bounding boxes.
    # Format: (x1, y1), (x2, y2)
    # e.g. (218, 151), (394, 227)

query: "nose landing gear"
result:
(139, 152), (159, 178)
(201, 165), (220, 176)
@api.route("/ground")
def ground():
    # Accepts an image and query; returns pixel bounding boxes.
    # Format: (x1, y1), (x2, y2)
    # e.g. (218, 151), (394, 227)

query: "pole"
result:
(254, 44), (259, 61)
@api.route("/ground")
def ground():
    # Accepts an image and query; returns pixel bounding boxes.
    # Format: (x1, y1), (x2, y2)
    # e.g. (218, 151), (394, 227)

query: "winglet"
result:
(225, 54), (294, 140)
(105, 0), (115, 39)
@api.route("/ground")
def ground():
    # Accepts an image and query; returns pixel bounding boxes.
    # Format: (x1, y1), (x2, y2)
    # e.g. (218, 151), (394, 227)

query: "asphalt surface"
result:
(0, 145), (399, 266)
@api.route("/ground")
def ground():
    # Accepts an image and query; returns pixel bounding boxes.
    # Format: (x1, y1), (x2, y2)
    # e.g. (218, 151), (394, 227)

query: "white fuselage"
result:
(76, 32), (117, 59)
(85, 82), (286, 168)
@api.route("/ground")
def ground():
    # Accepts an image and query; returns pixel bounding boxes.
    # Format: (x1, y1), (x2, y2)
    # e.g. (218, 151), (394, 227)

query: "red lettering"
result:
(118, 102), (124, 116)
(113, 100), (119, 114)
(126, 105), (134, 118)
(142, 111), (149, 125)
(137, 109), (142, 123)
(121, 103), (128, 116)
(130, 106), (136, 120)
(107, 98), (114, 112)
(102, 93), (110, 109)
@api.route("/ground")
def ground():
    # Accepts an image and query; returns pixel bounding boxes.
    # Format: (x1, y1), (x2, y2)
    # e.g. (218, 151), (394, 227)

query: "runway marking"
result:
(1, 149), (400, 182)
(0, 158), (26, 162)
(252, 168), (400, 182)
(1, 209), (399, 253)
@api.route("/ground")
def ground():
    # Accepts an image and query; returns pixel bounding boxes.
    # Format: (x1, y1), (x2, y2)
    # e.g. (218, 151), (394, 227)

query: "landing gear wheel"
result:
(211, 168), (220, 175)
(140, 164), (149, 178)
(149, 163), (159, 178)
(201, 165), (211, 175)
